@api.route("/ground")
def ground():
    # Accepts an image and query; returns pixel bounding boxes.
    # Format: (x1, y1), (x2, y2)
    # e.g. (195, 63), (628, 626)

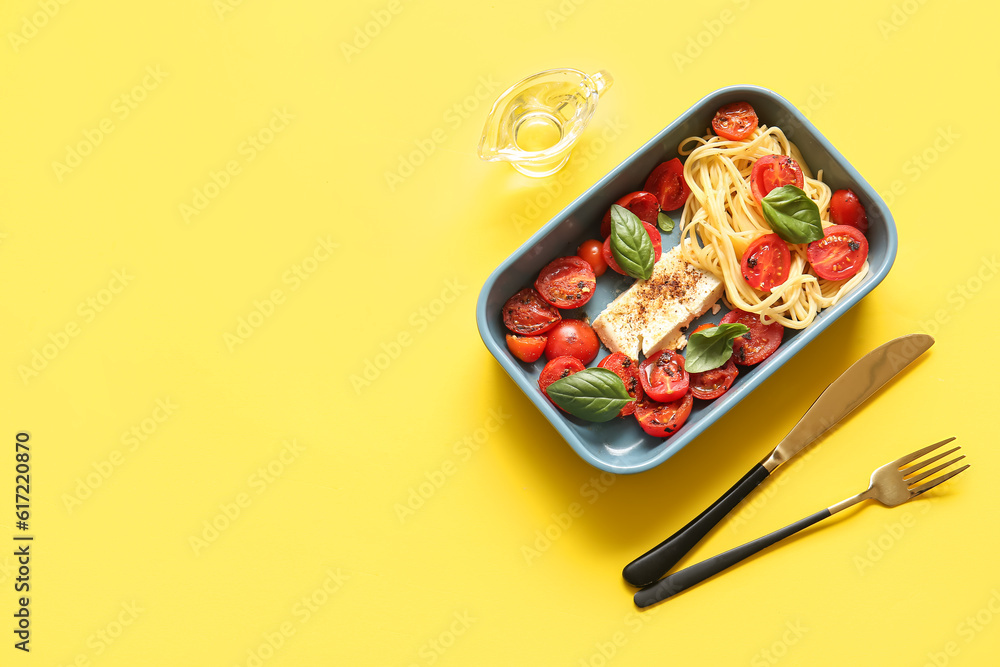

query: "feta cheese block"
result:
(592, 245), (724, 360)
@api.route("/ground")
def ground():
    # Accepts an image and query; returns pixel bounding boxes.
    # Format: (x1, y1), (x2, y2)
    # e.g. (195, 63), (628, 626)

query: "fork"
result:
(634, 438), (969, 608)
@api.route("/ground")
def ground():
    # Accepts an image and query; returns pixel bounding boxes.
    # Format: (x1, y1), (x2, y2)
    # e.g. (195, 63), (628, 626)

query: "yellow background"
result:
(2, 0), (998, 665)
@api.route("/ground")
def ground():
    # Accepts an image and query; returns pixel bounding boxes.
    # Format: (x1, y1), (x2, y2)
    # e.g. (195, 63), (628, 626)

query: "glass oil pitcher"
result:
(478, 68), (613, 178)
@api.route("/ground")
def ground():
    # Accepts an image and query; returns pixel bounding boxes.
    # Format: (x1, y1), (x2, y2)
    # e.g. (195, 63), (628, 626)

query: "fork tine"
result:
(895, 437), (957, 468)
(909, 464), (970, 496)
(901, 446), (961, 476)
(906, 455), (966, 486)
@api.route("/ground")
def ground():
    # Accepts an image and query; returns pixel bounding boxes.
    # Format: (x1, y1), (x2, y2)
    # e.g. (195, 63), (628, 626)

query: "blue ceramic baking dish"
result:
(476, 85), (896, 474)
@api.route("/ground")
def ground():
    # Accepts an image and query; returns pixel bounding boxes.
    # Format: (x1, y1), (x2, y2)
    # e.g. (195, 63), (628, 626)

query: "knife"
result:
(622, 333), (934, 588)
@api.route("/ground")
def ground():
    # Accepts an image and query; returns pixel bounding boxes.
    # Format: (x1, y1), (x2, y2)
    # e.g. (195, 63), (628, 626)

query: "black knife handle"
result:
(634, 508), (832, 608)
(622, 463), (770, 588)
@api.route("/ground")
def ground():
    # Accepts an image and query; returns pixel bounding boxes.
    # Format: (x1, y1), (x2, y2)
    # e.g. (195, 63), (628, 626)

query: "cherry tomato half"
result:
(634, 391), (693, 437)
(807, 224), (868, 281)
(750, 155), (805, 204)
(538, 356), (585, 410)
(505, 334), (547, 363)
(643, 158), (691, 211)
(598, 352), (644, 417)
(741, 233), (792, 292)
(502, 287), (561, 336)
(535, 256), (596, 309)
(602, 222), (663, 276)
(639, 349), (689, 403)
(690, 358), (738, 400)
(711, 101), (759, 141)
(829, 189), (868, 234)
(544, 319), (600, 364)
(721, 309), (784, 366)
(577, 239), (607, 277)
(600, 191), (660, 238)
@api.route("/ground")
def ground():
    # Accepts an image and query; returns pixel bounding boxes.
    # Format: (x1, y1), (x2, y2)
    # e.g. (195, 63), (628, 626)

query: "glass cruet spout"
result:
(478, 68), (614, 178)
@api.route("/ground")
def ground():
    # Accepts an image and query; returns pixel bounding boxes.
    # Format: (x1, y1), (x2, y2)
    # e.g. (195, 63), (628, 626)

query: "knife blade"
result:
(622, 333), (934, 588)
(760, 333), (934, 471)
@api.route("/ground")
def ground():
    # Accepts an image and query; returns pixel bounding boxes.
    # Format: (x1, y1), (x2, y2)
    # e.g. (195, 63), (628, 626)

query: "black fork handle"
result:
(634, 508), (832, 607)
(622, 463), (770, 588)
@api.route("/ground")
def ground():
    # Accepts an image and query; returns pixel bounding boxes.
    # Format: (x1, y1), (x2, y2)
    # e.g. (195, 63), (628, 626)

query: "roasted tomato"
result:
(535, 256), (596, 309)
(829, 189), (869, 234)
(602, 221), (663, 276)
(711, 101), (758, 141)
(639, 349), (689, 403)
(807, 224), (868, 281)
(538, 355), (585, 409)
(690, 358), (739, 400)
(634, 391), (693, 437)
(598, 352), (644, 416)
(577, 239), (607, 277)
(750, 155), (805, 204)
(544, 319), (600, 364)
(643, 158), (690, 211)
(741, 233), (792, 292)
(502, 287), (561, 335)
(721, 308), (784, 366)
(600, 191), (660, 237)
(505, 334), (547, 363)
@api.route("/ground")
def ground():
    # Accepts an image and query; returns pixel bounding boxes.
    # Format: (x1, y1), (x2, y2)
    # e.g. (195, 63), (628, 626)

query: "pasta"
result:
(676, 125), (868, 329)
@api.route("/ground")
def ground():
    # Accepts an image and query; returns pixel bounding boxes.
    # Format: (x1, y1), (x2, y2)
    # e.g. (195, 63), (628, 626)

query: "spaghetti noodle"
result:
(677, 125), (868, 329)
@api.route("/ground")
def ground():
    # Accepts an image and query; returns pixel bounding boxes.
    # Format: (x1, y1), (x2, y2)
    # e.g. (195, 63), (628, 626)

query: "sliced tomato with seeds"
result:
(829, 189), (869, 233)
(502, 287), (561, 336)
(643, 158), (690, 211)
(505, 334), (547, 363)
(538, 355), (586, 410)
(750, 155), (805, 204)
(634, 391), (693, 438)
(600, 191), (660, 237)
(690, 358), (738, 400)
(602, 221), (662, 276)
(741, 233), (792, 292)
(639, 349), (689, 403)
(535, 256), (596, 309)
(721, 308), (784, 366)
(807, 224), (868, 281)
(598, 352), (643, 417)
(711, 101), (759, 141)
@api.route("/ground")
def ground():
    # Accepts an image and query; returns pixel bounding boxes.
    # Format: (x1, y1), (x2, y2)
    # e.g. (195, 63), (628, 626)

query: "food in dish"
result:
(639, 349), (689, 403)
(597, 352), (643, 417)
(720, 308), (783, 366)
(502, 288), (560, 336)
(538, 356), (585, 409)
(544, 319), (600, 364)
(534, 256), (596, 308)
(497, 99), (872, 439)
(591, 245), (723, 359)
(505, 334), (547, 363)
(677, 108), (869, 329)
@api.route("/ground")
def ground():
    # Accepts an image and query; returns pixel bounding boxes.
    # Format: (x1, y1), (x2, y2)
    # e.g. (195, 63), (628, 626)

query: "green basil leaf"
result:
(546, 367), (632, 422)
(684, 323), (750, 373)
(761, 185), (823, 244)
(657, 211), (675, 233)
(609, 204), (654, 281)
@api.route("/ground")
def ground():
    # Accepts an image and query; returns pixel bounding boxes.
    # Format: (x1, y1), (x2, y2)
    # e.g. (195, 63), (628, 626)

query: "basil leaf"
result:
(761, 185), (823, 244)
(609, 204), (654, 280)
(546, 367), (632, 422)
(657, 211), (675, 233)
(684, 323), (750, 373)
